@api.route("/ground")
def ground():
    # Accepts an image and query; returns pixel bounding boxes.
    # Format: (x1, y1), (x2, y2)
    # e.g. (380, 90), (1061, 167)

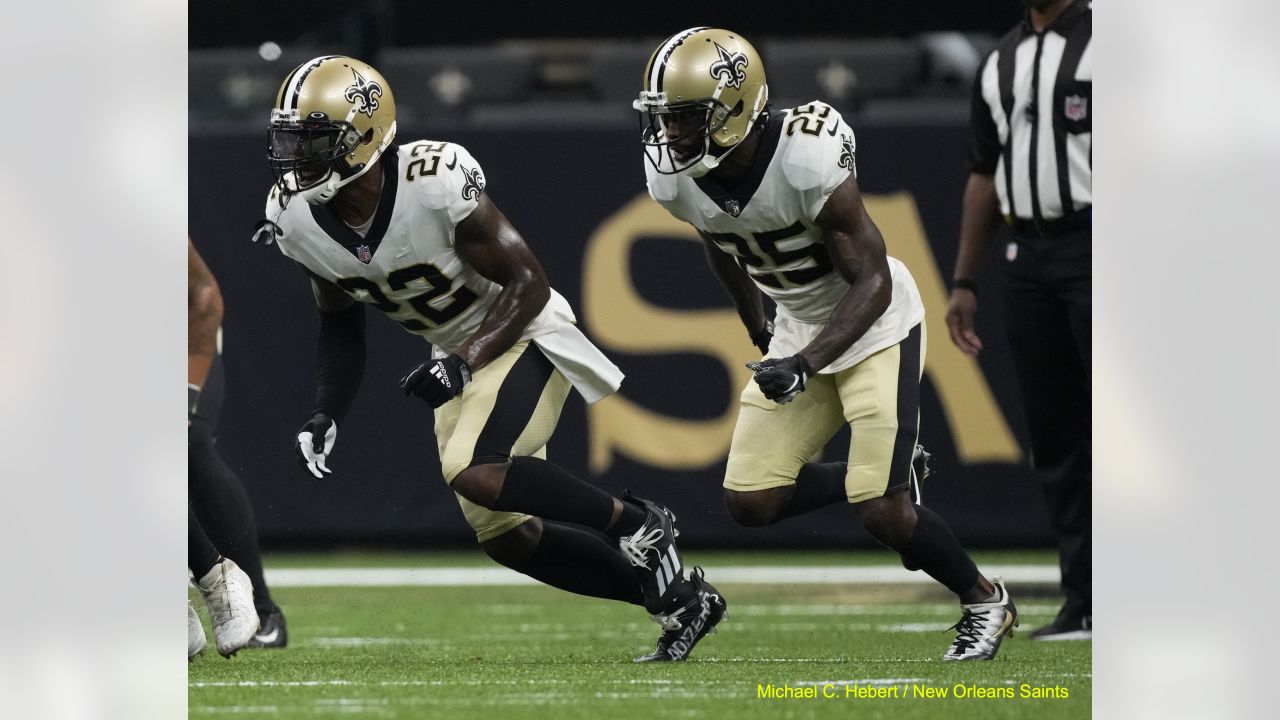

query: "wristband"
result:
(952, 279), (978, 295)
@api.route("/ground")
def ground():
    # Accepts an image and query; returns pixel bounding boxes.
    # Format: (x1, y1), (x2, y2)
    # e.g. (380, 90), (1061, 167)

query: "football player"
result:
(189, 238), (260, 659)
(188, 237), (289, 648)
(253, 56), (725, 661)
(634, 28), (1016, 660)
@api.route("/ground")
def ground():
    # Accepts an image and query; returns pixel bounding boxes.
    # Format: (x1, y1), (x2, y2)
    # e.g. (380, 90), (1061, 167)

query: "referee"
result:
(946, 0), (1092, 641)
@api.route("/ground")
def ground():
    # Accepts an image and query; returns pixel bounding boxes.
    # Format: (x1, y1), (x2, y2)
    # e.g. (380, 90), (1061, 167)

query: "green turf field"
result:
(189, 551), (1090, 719)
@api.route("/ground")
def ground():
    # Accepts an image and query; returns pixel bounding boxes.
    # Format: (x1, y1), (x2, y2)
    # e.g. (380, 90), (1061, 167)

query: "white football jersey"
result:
(264, 140), (623, 403)
(645, 101), (925, 374)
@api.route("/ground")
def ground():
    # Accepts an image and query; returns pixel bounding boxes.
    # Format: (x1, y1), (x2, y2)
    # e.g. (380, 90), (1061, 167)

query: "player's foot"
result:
(942, 576), (1017, 661)
(195, 559), (259, 658)
(909, 444), (932, 505)
(634, 567), (727, 662)
(245, 609), (288, 649)
(617, 491), (687, 615)
(187, 600), (207, 661)
(1029, 606), (1091, 641)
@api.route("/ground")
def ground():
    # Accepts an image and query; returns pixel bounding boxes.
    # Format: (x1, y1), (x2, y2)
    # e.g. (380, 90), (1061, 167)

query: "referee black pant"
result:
(1004, 227), (1091, 616)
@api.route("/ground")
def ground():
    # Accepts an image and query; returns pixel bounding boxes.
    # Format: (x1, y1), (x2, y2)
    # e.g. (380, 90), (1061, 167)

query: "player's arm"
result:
(746, 175), (891, 403)
(188, 238), (223, 418)
(799, 173), (892, 371)
(400, 193), (550, 408)
(296, 264), (365, 478)
(698, 231), (772, 354)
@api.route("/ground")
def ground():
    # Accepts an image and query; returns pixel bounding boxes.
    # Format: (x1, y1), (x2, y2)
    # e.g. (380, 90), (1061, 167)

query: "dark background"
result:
(191, 2), (1027, 50)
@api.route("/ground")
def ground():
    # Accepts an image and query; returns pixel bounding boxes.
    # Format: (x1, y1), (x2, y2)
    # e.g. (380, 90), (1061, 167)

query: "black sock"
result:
(606, 500), (648, 540)
(188, 507), (221, 580)
(189, 419), (278, 615)
(775, 462), (848, 521)
(520, 522), (644, 605)
(898, 505), (980, 596)
(492, 456), (618, 533)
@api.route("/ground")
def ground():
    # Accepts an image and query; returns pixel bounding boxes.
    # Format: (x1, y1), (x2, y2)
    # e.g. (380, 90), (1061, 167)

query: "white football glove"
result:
(296, 413), (338, 478)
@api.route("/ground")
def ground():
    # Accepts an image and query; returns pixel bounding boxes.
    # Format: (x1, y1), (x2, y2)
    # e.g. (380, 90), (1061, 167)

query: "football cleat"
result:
(245, 609), (288, 649)
(617, 491), (687, 615)
(942, 576), (1017, 661)
(634, 567), (728, 662)
(1029, 607), (1092, 641)
(187, 600), (207, 661)
(195, 559), (260, 658)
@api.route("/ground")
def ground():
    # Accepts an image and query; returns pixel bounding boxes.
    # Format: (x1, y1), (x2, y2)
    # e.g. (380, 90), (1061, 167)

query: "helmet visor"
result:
(637, 99), (730, 175)
(267, 124), (349, 192)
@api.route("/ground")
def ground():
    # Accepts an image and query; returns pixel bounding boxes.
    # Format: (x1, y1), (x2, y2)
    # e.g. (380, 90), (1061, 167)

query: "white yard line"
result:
(265, 564), (1058, 588)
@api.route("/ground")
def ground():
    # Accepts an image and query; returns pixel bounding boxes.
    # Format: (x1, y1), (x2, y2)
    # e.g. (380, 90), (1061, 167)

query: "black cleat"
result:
(245, 610), (288, 649)
(1029, 606), (1091, 641)
(618, 491), (687, 615)
(634, 568), (727, 662)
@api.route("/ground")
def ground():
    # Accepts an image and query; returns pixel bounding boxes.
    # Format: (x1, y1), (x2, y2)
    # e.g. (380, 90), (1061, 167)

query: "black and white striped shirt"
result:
(971, 0), (1092, 228)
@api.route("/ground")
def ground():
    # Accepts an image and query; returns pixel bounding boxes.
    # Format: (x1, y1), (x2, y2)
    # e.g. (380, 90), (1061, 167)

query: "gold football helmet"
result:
(633, 28), (768, 175)
(267, 56), (398, 204)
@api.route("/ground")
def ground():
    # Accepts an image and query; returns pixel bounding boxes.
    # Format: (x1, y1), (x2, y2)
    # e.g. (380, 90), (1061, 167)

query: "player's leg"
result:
(188, 354), (286, 647)
(722, 373), (846, 527)
(436, 341), (695, 615)
(188, 507), (258, 657)
(188, 506), (221, 581)
(839, 324), (1015, 660)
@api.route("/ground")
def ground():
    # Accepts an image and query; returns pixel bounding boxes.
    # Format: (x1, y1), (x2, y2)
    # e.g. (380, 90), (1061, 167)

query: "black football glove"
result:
(400, 354), (472, 408)
(748, 320), (774, 356)
(296, 412), (338, 478)
(746, 355), (813, 404)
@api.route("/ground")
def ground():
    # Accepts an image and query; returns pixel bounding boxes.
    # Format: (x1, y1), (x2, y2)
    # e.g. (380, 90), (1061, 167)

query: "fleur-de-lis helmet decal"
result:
(343, 68), (384, 118)
(709, 41), (749, 90)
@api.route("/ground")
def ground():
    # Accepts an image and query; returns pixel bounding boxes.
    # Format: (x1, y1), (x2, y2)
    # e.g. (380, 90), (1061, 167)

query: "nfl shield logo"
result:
(1064, 95), (1088, 121)
(724, 199), (741, 217)
(356, 244), (372, 263)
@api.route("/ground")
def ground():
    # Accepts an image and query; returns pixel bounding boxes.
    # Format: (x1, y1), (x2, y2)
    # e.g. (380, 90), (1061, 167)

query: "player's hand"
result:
(746, 356), (812, 404)
(400, 354), (472, 408)
(749, 320), (774, 356)
(296, 412), (338, 478)
(945, 288), (983, 356)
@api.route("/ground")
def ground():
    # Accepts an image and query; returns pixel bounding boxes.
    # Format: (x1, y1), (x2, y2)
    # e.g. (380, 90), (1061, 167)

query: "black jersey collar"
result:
(692, 111), (784, 218)
(309, 146), (400, 262)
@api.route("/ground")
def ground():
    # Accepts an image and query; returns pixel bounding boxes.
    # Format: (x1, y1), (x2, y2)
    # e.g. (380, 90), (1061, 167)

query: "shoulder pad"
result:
(779, 101), (855, 191)
(400, 141), (486, 223)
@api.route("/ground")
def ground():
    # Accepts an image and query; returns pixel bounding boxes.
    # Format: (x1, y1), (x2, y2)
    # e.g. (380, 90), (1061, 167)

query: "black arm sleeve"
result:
(968, 56), (1001, 175)
(313, 302), (366, 423)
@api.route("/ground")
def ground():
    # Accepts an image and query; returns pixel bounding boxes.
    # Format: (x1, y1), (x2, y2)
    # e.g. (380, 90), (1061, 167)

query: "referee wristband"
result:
(952, 279), (979, 295)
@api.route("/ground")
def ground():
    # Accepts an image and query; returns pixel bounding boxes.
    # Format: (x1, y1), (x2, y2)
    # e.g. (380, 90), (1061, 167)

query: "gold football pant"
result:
(434, 340), (572, 542)
(724, 323), (925, 503)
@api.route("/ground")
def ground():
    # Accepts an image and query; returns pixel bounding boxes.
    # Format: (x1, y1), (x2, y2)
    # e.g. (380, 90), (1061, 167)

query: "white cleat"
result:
(187, 600), (207, 661)
(195, 559), (259, 658)
(942, 576), (1017, 661)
